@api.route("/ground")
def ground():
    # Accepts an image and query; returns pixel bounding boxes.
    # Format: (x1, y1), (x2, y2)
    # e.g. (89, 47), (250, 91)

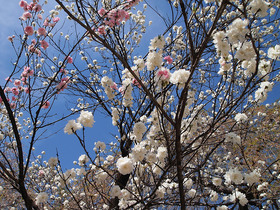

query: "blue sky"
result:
(0, 1), (279, 170)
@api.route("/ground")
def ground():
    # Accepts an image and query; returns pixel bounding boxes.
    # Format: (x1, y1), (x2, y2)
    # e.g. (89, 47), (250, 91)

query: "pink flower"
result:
(37, 14), (43, 20)
(24, 87), (30, 94)
(132, 78), (141, 88)
(14, 79), (21, 86)
(59, 69), (67, 75)
(43, 18), (49, 26)
(48, 23), (55, 27)
(35, 48), (41, 57)
(22, 12), (32, 20)
(53, 17), (60, 23)
(156, 68), (171, 81)
(66, 56), (73, 64)
(164, 56), (173, 64)
(0, 97), (2, 103)
(8, 36), (15, 42)
(56, 77), (71, 92)
(98, 26), (106, 35)
(5, 77), (12, 82)
(42, 101), (50, 109)
(10, 103), (16, 109)
(40, 40), (49, 50)
(110, 82), (118, 90)
(19, 0), (27, 8)
(12, 87), (19, 96)
(4, 87), (11, 93)
(12, 96), (16, 101)
(38, 170), (45, 177)
(33, 4), (42, 12)
(24, 26), (34, 36)
(98, 8), (107, 17)
(37, 27), (46, 36)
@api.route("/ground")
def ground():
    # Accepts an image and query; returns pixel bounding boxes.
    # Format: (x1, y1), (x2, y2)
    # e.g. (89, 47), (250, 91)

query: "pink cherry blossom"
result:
(40, 40), (49, 50)
(41, 101), (50, 109)
(14, 79), (21, 86)
(24, 26), (34, 36)
(56, 77), (71, 93)
(43, 18), (49, 26)
(37, 14), (43, 20)
(12, 87), (19, 96)
(110, 82), (118, 90)
(132, 78), (141, 88)
(60, 69), (67, 75)
(19, 0), (27, 8)
(98, 26), (106, 35)
(33, 4), (42, 12)
(157, 68), (171, 81)
(38, 170), (45, 177)
(164, 56), (173, 64)
(24, 87), (30, 94)
(98, 8), (107, 17)
(10, 103), (16, 109)
(66, 56), (73, 64)
(53, 17), (60, 23)
(37, 27), (46, 36)
(8, 36), (15, 42)
(5, 77), (12, 82)
(22, 12), (32, 20)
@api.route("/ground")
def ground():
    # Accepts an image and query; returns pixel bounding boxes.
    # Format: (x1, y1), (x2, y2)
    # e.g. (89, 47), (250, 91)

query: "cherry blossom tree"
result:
(0, 0), (280, 209)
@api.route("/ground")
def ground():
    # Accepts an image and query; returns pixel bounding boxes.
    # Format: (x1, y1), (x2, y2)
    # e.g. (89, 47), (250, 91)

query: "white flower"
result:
(156, 186), (166, 199)
(170, 69), (190, 89)
(149, 35), (165, 50)
(116, 156), (134, 175)
(147, 51), (162, 71)
(156, 146), (167, 162)
(260, 81), (273, 92)
(133, 122), (147, 141)
(133, 58), (145, 70)
(95, 141), (106, 151)
(255, 88), (268, 103)
(217, 206), (228, 210)
(227, 18), (249, 44)
(64, 120), (82, 134)
(224, 168), (243, 185)
(268, 45), (280, 59)
(229, 190), (248, 206)
(210, 190), (218, 202)
(36, 192), (48, 205)
(77, 110), (95, 127)
(111, 107), (120, 126)
(184, 178), (193, 189)
(188, 189), (196, 198)
(249, 0), (269, 17)
(48, 157), (58, 167)
(234, 113), (248, 123)
(245, 170), (261, 185)
(110, 185), (121, 198)
(225, 132), (241, 144)
(78, 154), (89, 166)
(212, 177), (222, 186)
(132, 144), (146, 162)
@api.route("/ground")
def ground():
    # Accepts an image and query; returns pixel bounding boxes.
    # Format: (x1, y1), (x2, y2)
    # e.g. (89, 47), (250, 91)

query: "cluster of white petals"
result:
(116, 156), (134, 175)
(170, 69), (190, 89)
(64, 120), (82, 134)
(77, 110), (95, 127)
(133, 121), (146, 141)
